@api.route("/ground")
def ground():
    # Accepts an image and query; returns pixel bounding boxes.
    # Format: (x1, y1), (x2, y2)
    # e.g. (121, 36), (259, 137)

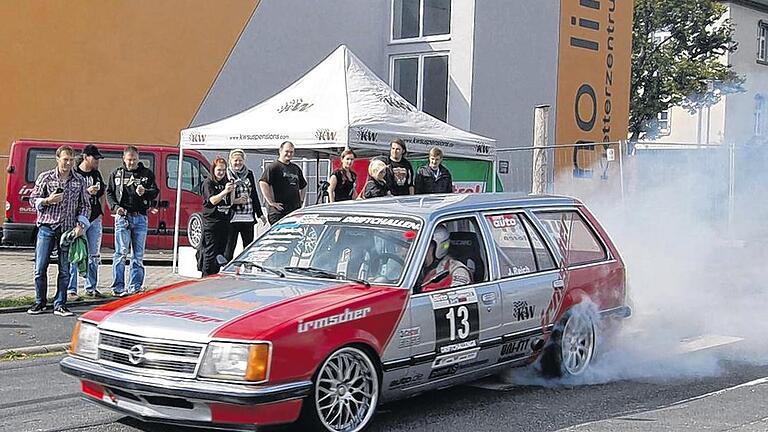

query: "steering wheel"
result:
(378, 253), (405, 267)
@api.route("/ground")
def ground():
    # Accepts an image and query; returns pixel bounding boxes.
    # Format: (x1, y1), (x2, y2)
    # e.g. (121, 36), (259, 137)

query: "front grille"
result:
(98, 331), (204, 378)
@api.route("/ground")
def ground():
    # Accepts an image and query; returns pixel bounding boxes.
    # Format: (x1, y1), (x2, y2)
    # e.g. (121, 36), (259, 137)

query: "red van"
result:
(3, 139), (209, 250)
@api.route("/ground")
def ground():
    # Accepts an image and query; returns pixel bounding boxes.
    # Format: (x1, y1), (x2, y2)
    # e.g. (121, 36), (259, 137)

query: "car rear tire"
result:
(302, 346), (380, 432)
(187, 213), (203, 249)
(540, 308), (596, 378)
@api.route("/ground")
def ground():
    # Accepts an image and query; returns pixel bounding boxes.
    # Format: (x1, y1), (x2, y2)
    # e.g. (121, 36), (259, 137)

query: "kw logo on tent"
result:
(475, 144), (492, 155)
(315, 128), (337, 141)
(357, 129), (378, 142)
(277, 98), (314, 113)
(189, 133), (206, 143)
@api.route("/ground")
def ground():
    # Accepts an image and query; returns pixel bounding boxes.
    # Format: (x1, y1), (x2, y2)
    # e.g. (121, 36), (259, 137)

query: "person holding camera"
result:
(224, 149), (266, 261)
(106, 145), (159, 296)
(199, 157), (235, 276)
(67, 144), (106, 300)
(327, 149), (357, 202)
(27, 145), (91, 317)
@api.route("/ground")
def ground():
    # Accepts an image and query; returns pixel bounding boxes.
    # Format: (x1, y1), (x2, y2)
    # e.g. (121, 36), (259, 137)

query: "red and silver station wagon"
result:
(61, 193), (631, 431)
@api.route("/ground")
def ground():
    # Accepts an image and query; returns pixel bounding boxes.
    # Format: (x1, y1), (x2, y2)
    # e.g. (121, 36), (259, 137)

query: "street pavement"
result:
(1, 354), (766, 431)
(0, 249), (190, 352)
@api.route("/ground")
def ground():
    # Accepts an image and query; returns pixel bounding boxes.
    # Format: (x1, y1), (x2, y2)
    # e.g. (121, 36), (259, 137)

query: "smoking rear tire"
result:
(187, 213), (203, 249)
(540, 308), (596, 378)
(301, 347), (380, 432)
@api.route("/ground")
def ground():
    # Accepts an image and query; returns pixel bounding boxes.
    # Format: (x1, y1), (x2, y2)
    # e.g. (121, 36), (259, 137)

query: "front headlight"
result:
(70, 321), (99, 360)
(198, 342), (270, 382)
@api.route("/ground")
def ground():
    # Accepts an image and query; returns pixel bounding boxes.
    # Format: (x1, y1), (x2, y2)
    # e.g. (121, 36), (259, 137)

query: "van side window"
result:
(26, 149), (153, 183)
(534, 210), (607, 266)
(167, 155), (206, 194)
(486, 213), (555, 277)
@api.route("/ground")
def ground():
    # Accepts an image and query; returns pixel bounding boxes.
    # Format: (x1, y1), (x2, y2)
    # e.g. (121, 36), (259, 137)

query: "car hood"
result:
(97, 275), (343, 343)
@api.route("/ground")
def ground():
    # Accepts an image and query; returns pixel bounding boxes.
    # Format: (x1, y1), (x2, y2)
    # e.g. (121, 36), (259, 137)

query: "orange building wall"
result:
(0, 0), (259, 223)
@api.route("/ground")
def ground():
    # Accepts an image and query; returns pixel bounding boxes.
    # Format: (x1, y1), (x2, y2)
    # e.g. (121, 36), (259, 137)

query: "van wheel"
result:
(187, 213), (203, 249)
(540, 308), (596, 378)
(301, 347), (379, 432)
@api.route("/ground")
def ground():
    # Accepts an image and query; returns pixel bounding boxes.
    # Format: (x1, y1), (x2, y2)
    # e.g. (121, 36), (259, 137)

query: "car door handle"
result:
(481, 292), (497, 305)
(553, 279), (564, 290)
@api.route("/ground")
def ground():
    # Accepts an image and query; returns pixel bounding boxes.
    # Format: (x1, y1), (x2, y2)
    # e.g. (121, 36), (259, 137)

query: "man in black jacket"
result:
(106, 146), (159, 296)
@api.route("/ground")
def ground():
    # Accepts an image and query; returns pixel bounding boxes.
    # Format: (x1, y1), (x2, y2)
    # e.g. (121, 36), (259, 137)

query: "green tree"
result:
(629, 0), (742, 141)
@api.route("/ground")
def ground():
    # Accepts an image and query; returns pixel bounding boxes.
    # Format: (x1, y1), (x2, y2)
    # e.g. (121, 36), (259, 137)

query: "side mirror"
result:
(216, 255), (228, 266)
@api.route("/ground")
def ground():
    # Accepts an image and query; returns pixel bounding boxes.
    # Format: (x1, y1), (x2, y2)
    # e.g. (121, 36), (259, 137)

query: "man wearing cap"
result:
(67, 144), (106, 300)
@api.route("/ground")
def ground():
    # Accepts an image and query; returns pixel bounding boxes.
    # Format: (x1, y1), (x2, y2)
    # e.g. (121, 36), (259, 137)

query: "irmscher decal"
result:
(297, 307), (372, 333)
(513, 300), (536, 321)
(121, 307), (224, 323)
(341, 216), (421, 231)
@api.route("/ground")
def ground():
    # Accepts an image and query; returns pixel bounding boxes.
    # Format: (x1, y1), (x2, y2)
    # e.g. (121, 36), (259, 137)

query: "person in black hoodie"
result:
(106, 146), (159, 296)
(375, 138), (414, 196)
(199, 157), (234, 276)
(225, 149), (266, 260)
(359, 159), (391, 199)
(414, 147), (454, 194)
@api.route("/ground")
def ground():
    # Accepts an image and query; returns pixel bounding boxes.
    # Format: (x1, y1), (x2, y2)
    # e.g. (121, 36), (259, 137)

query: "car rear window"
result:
(26, 148), (154, 183)
(534, 210), (608, 267)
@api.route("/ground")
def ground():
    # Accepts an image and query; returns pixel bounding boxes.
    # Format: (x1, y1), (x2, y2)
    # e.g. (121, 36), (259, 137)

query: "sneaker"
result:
(27, 303), (46, 315)
(53, 306), (75, 317)
(67, 292), (80, 302)
(117, 291), (130, 298)
(86, 290), (105, 299)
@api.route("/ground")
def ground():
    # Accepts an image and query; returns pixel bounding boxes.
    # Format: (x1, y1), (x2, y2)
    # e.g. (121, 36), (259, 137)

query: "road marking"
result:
(667, 376), (768, 407)
(676, 334), (744, 354)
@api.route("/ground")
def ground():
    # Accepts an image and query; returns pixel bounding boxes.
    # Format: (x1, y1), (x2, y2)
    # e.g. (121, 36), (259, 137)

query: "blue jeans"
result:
(33, 225), (71, 308)
(111, 214), (147, 294)
(68, 217), (103, 294)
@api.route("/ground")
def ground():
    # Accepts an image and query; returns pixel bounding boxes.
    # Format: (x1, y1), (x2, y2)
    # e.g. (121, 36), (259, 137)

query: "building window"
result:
(756, 95), (765, 136)
(758, 21), (768, 63)
(657, 110), (671, 135)
(392, 0), (451, 41)
(391, 53), (449, 121)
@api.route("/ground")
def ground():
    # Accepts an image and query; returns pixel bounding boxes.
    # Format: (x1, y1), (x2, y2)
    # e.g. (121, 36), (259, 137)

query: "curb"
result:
(0, 298), (115, 314)
(0, 342), (70, 358)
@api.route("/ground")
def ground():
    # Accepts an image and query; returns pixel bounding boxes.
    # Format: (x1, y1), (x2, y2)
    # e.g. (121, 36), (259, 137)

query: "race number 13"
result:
(435, 303), (479, 346)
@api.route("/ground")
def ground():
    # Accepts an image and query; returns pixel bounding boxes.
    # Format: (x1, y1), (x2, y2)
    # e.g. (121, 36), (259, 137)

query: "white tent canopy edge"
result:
(173, 44), (498, 272)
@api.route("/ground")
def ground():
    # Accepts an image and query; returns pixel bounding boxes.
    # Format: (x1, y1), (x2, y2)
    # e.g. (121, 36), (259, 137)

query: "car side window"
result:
(534, 210), (607, 266)
(486, 212), (556, 277)
(167, 155), (205, 194)
(418, 217), (489, 293)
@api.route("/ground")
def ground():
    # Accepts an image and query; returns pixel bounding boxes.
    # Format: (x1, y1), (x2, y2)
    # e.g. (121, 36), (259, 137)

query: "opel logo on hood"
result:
(128, 344), (146, 365)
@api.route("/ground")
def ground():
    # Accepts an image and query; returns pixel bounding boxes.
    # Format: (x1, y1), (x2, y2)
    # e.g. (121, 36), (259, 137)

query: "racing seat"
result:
(448, 231), (486, 283)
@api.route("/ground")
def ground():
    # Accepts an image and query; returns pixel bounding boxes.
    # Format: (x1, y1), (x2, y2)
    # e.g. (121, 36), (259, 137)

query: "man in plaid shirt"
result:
(27, 145), (91, 317)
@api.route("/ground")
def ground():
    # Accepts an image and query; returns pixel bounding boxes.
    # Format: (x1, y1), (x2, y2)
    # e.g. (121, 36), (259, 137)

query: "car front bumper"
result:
(60, 356), (311, 429)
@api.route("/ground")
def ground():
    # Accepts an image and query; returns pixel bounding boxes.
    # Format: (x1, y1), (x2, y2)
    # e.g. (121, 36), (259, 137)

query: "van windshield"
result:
(224, 213), (422, 286)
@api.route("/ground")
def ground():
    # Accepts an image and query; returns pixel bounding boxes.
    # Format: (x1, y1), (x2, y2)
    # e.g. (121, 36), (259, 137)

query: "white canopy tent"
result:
(174, 44), (497, 271)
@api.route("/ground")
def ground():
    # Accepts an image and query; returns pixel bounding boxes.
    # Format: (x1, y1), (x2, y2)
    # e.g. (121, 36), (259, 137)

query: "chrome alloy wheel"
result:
(560, 312), (595, 376)
(315, 347), (379, 432)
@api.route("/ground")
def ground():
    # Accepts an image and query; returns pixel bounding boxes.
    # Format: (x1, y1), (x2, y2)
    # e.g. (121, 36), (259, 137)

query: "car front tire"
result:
(302, 346), (380, 432)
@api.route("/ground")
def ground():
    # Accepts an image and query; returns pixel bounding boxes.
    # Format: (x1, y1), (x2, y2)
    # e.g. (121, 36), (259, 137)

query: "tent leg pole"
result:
(492, 157), (497, 193)
(172, 145), (184, 274)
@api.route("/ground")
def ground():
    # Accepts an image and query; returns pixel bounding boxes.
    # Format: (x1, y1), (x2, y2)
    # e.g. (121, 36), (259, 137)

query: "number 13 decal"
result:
(445, 306), (471, 341)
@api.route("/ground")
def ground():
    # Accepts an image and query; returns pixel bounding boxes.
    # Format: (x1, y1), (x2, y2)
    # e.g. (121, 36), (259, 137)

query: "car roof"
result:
(305, 193), (581, 221)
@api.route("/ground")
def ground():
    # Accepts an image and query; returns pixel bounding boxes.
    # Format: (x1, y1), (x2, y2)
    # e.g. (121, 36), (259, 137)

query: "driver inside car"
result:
(420, 225), (472, 292)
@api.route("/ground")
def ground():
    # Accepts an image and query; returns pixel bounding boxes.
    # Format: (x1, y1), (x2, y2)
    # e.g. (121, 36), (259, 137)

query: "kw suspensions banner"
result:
(554, 0), (633, 198)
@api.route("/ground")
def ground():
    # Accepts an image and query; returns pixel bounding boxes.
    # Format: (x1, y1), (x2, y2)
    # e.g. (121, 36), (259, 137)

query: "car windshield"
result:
(224, 213), (422, 285)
